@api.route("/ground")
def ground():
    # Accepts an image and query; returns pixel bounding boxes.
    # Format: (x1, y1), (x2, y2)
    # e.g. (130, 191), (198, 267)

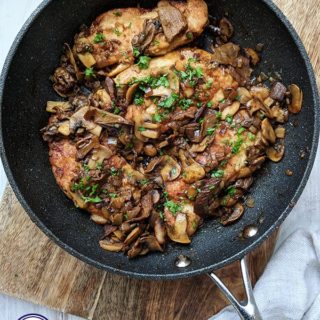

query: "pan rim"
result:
(0, 0), (319, 280)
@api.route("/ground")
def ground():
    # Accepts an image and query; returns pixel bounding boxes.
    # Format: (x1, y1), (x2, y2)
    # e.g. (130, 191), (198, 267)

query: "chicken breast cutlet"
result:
(73, 0), (208, 70)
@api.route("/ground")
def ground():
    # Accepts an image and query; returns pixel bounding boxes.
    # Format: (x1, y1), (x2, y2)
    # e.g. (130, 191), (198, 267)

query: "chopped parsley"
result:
(137, 55), (151, 69)
(205, 79), (213, 89)
(158, 93), (179, 110)
(211, 169), (225, 178)
(248, 132), (256, 141)
(226, 186), (236, 197)
(207, 127), (216, 136)
(207, 101), (213, 108)
(139, 179), (149, 186)
(153, 113), (163, 123)
(237, 127), (246, 134)
(83, 163), (90, 174)
(186, 32), (194, 40)
(133, 91), (144, 105)
(110, 167), (119, 176)
(225, 114), (233, 124)
(179, 98), (193, 110)
(176, 60), (203, 87)
(114, 28), (121, 36)
(109, 193), (117, 199)
(96, 162), (103, 170)
(155, 74), (170, 87)
(113, 106), (121, 115)
(219, 98), (226, 103)
(164, 200), (182, 216)
(93, 33), (105, 43)
(138, 126), (146, 132)
(113, 10), (122, 16)
(133, 47), (140, 57)
(84, 67), (94, 78)
(216, 111), (222, 119)
(82, 196), (102, 203)
(232, 136), (244, 154)
(152, 39), (160, 46)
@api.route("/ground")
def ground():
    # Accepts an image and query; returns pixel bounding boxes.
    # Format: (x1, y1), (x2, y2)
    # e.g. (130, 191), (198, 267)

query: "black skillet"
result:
(0, 0), (319, 319)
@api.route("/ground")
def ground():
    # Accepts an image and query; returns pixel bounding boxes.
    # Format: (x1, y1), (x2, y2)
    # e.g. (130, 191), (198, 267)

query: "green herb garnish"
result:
(113, 10), (122, 16)
(137, 55), (151, 69)
(82, 196), (102, 203)
(179, 98), (193, 110)
(211, 169), (224, 178)
(93, 33), (105, 43)
(248, 132), (256, 141)
(186, 32), (193, 40)
(158, 93), (179, 110)
(164, 200), (182, 216)
(114, 28), (121, 36)
(138, 126), (146, 132)
(84, 67), (94, 78)
(133, 47), (140, 57)
(225, 114), (233, 124)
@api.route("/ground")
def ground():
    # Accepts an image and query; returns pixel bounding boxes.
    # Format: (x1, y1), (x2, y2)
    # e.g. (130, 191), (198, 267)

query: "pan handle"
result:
(208, 256), (262, 320)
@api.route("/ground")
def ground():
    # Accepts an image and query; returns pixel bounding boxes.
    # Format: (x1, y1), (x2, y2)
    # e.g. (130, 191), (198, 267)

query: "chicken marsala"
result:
(42, 2), (302, 257)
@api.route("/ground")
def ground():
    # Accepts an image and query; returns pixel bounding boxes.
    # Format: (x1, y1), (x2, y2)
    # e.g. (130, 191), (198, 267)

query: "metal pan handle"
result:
(208, 256), (262, 320)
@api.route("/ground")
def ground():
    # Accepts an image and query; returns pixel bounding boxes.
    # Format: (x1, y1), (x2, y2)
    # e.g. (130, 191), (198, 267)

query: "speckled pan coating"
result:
(0, 0), (319, 280)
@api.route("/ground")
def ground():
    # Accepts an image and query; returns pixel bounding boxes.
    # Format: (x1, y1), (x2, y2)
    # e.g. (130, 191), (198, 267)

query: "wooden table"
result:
(0, 0), (319, 319)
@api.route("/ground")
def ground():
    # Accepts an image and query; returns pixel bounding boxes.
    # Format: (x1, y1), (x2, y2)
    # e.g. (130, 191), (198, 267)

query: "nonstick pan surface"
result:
(0, 0), (319, 279)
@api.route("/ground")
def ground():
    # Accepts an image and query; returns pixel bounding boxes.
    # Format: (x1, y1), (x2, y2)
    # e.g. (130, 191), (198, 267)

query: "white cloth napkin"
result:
(211, 229), (320, 320)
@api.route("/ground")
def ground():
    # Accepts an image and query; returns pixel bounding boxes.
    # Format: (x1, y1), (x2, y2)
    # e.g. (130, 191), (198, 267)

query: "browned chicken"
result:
(73, 0), (208, 71)
(42, 11), (301, 257)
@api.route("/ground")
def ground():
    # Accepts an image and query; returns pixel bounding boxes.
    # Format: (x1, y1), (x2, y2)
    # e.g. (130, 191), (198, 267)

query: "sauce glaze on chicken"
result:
(42, 0), (302, 258)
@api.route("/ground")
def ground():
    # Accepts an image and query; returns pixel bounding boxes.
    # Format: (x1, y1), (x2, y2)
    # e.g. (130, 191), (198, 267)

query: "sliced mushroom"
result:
(77, 52), (96, 68)
(140, 235), (163, 252)
(236, 87), (252, 104)
(154, 217), (166, 244)
(126, 83), (139, 104)
(91, 214), (108, 225)
(166, 213), (191, 244)
(186, 211), (201, 236)
(99, 240), (123, 252)
(75, 134), (99, 160)
(261, 118), (276, 144)
(288, 84), (303, 114)
(65, 43), (82, 80)
(132, 19), (156, 53)
(267, 144), (285, 162)
(84, 107), (131, 126)
(221, 203), (244, 225)
(108, 63), (131, 77)
(157, 0), (187, 42)
(179, 150), (205, 184)
(160, 155), (181, 182)
(87, 145), (114, 169)
(124, 227), (143, 245)
(212, 43), (240, 66)
(46, 101), (73, 113)
(69, 106), (102, 136)
(250, 86), (270, 101)
(189, 135), (215, 153)
(244, 48), (260, 65)
(270, 105), (288, 123)
(57, 121), (70, 136)
(275, 126), (286, 139)
(92, 89), (112, 110)
(221, 101), (240, 120)
(219, 17), (234, 39)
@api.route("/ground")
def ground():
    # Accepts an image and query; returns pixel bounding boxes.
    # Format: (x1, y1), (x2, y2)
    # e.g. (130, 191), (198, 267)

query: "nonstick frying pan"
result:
(0, 0), (319, 319)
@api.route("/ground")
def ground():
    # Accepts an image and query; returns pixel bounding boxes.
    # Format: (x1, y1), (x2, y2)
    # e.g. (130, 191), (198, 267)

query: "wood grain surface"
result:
(0, 0), (319, 319)
(0, 186), (277, 320)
